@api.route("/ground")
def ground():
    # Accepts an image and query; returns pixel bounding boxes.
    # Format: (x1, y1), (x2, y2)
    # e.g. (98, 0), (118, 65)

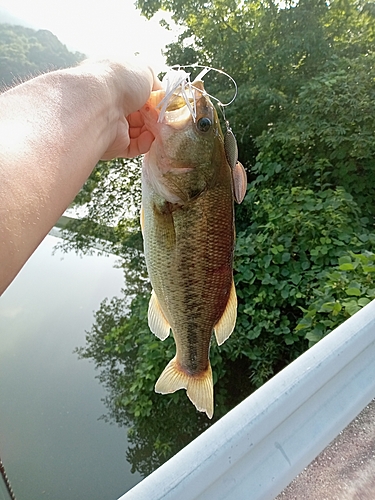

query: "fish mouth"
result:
(158, 80), (208, 130)
(163, 102), (194, 129)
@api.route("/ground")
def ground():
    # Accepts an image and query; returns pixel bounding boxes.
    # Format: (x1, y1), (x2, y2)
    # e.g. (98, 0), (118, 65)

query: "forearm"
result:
(0, 60), (153, 294)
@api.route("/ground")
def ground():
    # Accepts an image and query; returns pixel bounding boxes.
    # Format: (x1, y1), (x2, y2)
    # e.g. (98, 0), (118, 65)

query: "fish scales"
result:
(143, 149), (233, 367)
(140, 79), (246, 418)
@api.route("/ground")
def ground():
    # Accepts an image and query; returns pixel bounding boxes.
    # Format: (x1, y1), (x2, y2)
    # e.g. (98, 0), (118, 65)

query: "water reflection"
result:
(0, 235), (141, 500)
(78, 290), (254, 478)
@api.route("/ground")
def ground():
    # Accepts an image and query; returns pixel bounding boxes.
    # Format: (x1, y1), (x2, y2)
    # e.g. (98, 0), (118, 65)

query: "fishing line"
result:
(170, 63), (238, 107)
(0, 455), (16, 500)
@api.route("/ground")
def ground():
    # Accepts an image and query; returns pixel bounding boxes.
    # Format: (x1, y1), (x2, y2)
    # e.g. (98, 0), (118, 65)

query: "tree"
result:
(0, 24), (85, 89)
(138, 0), (375, 168)
(254, 53), (375, 217)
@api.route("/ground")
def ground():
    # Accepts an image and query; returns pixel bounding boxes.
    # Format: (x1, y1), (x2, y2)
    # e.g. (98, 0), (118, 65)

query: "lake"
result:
(0, 234), (141, 500)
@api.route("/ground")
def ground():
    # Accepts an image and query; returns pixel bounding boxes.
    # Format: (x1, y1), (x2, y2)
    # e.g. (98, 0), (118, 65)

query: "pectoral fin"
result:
(148, 290), (171, 340)
(232, 161), (247, 204)
(214, 280), (237, 346)
(155, 357), (214, 419)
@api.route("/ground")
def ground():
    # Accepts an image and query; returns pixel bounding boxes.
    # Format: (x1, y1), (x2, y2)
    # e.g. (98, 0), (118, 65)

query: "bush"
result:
(296, 250), (375, 345)
(253, 54), (375, 218)
(230, 184), (374, 386)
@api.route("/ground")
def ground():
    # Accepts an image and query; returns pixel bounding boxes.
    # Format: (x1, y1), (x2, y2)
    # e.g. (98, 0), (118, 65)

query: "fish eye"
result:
(197, 117), (212, 133)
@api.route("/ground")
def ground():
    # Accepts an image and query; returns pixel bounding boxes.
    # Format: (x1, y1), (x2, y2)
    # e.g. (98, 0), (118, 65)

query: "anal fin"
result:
(214, 279), (237, 346)
(155, 357), (214, 419)
(148, 290), (171, 341)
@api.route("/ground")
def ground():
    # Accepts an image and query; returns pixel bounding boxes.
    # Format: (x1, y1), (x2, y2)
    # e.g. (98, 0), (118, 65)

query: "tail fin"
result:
(155, 357), (214, 419)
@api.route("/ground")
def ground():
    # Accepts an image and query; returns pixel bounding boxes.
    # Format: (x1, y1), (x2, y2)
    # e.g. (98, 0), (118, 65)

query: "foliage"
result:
(296, 250), (375, 345)
(138, 0), (375, 168)
(231, 184), (375, 387)
(57, 158), (143, 254)
(55, 158), (147, 296)
(0, 23), (84, 90)
(254, 53), (375, 216)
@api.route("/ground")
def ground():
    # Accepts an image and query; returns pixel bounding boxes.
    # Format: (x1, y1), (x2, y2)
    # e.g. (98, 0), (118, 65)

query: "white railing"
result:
(119, 300), (375, 500)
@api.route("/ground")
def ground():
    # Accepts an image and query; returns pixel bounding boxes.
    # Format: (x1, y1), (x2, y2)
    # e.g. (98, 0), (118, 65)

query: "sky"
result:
(0, 0), (180, 71)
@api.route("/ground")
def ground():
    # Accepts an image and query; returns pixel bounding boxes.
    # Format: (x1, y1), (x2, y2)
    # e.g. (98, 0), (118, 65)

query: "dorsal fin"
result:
(214, 279), (237, 346)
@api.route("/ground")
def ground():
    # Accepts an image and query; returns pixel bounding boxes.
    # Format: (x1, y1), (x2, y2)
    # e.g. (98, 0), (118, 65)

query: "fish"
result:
(140, 77), (247, 418)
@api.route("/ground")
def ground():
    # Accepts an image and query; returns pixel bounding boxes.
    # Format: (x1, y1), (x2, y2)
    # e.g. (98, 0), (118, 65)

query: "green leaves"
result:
(254, 52), (375, 218)
(338, 255), (356, 271)
(231, 184), (375, 380)
(295, 251), (375, 346)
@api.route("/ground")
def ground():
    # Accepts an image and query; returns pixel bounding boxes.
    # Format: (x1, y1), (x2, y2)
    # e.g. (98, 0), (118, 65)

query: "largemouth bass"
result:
(140, 78), (246, 418)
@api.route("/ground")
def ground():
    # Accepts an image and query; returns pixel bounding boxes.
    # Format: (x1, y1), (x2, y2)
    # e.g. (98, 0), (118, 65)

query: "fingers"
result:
(127, 110), (145, 129)
(127, 112), (155, 157)
(128, 130), (155, 157)
(102, 65), (162, 159)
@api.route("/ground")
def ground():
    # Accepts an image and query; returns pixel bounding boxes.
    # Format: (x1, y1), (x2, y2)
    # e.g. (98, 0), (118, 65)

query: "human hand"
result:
(99, 61), (163, 160)
(101, 108), (158, 160)
(0, 58), (162, 294)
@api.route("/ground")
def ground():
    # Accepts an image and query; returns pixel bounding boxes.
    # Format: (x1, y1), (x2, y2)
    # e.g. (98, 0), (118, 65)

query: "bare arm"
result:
(0, 60), (159, 295)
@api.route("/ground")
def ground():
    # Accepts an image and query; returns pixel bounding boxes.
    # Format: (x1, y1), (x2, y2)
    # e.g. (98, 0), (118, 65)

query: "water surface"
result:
(0, 235), (141, 500)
